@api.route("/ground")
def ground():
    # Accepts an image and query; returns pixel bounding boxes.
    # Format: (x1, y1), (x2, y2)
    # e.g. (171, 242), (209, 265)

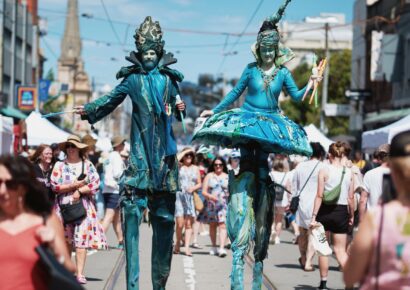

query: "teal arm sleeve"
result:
(283, 68), (307, 102)
(82, 76), (130, 124)
(212, 66), (249, 114)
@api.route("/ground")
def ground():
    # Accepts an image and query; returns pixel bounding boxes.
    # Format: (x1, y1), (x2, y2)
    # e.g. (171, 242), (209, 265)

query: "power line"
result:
(99, 0), (124, 50)
(217, 0), (264, 74)
(41, 37), (58, 59)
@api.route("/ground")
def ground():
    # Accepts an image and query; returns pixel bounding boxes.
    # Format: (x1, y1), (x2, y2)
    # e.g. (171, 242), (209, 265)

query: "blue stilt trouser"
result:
(121, 191), (176, 290)
(227, 145), (275, 290)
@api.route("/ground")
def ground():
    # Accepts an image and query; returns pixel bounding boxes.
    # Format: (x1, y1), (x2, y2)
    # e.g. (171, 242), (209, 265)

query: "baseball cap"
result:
(390, 130), (410, 158)
(230, 150), (241, 158)
(377, 144), (390, 154)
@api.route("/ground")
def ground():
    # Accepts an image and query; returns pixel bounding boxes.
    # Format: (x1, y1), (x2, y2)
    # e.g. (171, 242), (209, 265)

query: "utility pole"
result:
(320, 23), (330, 133)
(8, 0), (17, 107)
(22, 0), (27, 85)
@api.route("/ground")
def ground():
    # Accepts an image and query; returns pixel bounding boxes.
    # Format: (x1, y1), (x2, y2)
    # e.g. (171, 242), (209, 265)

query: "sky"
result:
(39, 0), (355, 90)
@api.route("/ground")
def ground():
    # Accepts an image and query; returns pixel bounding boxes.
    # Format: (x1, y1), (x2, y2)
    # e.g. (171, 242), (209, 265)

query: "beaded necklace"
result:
(258, 65), (279, 90)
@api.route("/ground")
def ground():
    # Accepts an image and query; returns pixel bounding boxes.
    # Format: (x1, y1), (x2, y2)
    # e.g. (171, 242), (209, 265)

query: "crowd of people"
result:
(1, 129), (410, 289)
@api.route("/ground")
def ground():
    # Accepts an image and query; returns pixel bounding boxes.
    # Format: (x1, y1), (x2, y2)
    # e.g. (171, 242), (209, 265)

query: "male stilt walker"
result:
(75, 17), (186, 290)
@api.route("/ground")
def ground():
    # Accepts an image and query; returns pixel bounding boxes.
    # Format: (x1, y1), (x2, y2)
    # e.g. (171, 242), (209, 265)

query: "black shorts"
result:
(316, 204), (349, 234)
(103, 193), (120, 209)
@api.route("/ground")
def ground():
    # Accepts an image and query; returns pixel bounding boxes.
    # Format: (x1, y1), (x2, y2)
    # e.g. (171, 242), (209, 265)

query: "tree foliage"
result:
(280, 49), (351, 136)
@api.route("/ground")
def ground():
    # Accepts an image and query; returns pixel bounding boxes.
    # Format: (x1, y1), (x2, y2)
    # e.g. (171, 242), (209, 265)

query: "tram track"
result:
(103, 250), (125, 290)
(245, 254), (278, 290)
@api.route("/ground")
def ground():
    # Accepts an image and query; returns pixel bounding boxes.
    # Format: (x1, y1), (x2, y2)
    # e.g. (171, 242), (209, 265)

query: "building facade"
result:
(352, 0), (410, 130)
(0, 0), (40, 108)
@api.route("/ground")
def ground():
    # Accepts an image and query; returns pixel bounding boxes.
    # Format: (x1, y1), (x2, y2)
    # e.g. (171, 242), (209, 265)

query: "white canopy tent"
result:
(0, 115), (14, 154)
(303, 124), (333, 151)
(362, 114), (410, 151)
(26, 111), (70, 146)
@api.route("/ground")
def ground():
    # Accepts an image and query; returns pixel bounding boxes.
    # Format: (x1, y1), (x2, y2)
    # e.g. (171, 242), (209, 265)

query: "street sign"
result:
(324, 103), (351, 117)
(345, 89), (372, 100)
(16, 86), (37, 111)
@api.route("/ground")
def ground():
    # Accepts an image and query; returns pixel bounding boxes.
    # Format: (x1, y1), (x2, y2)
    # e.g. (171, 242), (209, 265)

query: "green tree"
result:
(280, 49), (351, 136)
(45, 68), (55, 81)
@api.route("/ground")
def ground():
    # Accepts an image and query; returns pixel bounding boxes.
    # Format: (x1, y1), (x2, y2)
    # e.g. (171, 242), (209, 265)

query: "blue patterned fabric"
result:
(193, 63), (312, 156)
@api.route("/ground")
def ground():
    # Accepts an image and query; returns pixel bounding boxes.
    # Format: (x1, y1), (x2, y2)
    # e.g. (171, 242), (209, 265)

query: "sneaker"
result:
(117, 242), (124, 249)
(218, 248), (227, 258)
(209, 247), (218, 256)
(274, 236), (281, 244)
(292, 235), (300, 244)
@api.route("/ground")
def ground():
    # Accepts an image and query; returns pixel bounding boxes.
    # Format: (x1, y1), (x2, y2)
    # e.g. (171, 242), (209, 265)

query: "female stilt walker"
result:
(194, 0), (320, 289)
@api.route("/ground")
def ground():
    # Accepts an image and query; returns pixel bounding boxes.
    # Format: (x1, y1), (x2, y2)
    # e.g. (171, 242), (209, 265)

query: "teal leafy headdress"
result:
(134, 16), (165, 55)
(253, 0), (295, 66)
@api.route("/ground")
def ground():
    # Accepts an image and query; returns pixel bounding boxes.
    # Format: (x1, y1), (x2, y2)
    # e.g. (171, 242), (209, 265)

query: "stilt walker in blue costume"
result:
(193, 1), (320, 289)
(74, 17), (186, 290)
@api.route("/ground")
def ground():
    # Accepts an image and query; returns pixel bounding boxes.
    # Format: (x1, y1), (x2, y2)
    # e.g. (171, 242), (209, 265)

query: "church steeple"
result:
(60, 0), (81, 63)
(57, 0), (91, 131)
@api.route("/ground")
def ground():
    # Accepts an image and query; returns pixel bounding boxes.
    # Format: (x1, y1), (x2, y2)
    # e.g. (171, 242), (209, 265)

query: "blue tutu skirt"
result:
(193, 108), (312, 156)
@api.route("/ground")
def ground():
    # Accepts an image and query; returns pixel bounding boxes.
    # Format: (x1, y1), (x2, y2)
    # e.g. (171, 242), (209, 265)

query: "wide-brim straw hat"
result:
(177, 147), (195, 162)
(82, 134), (97, 147)
(111, 136), (126, 148)
(59, 135), (89, 151)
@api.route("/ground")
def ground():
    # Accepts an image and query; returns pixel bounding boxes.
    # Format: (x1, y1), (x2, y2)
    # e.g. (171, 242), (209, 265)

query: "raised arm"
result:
(212, 65), (250, 114)
(79, 75), (132, 124)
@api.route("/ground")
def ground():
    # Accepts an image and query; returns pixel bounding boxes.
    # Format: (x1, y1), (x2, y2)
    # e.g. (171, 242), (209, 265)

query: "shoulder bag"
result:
(322, 166), (346, 205)
(36, 215), (84, 290)
(274, 173), (288, 201)
(59, 160), (87, 224)
(289, 161), (320, 214)
(193, 191), (204, 212)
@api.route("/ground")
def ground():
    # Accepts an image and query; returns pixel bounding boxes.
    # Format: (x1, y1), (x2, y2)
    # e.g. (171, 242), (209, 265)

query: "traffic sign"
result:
(325, 103), (351, 117)
(345, 89), (371, 100)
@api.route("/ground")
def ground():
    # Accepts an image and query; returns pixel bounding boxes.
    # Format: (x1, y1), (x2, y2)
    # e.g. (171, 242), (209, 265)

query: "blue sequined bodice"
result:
(213, 63), (307, 114)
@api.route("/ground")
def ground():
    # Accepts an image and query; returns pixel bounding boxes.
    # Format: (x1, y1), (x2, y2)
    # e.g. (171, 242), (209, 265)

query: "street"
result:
(84, 224), (345, 290)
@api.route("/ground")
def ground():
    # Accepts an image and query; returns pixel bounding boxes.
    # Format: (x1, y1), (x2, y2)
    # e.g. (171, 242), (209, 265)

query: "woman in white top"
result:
(292, 142), (325, 271)
(311, 142), (355, 290)
(269, 158), (291, 244)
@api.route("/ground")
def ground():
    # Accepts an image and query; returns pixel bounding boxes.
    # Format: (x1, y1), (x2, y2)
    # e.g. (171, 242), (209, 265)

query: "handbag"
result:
(274, 173), (287, 201)
(289, 161), (320, 214)
(59, 160), (87, 224)
(36, 246), (84, 290)
(59, 200), (86, 224)
(36, 215), (84, 290)
(193, 191), (204, 212)
(322, 167), (346, 205)
(309, 222), (332, 256)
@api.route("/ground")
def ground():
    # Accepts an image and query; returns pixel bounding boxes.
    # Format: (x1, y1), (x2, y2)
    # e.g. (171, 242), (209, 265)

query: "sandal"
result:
(191, 243), (202, 249)
(76, 275), (87, 284)
(304, 266), (315, 272)
(173, 248), (180, 255)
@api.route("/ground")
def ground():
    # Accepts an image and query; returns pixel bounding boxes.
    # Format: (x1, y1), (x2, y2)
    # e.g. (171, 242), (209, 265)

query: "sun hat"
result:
(177, 147), (195, 162)
(59, 135), (88, 151)
(111, 136), (126, 148)
(82, 134), (97, 147)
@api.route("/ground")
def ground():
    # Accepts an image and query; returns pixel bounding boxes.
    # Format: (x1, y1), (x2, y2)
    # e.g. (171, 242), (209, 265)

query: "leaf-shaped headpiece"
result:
(134, 16), (165, 55)
(257, 0), (292, 47)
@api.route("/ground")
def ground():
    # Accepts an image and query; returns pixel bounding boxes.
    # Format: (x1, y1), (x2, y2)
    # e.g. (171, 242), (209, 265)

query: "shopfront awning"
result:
(0, 106), (27, 119)
(364, 108), (410, 126)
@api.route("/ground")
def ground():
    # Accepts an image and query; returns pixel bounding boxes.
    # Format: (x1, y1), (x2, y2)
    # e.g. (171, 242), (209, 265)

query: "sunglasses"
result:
(214, 163), (223, 167)
(66, 144), (78, 149)
(0, 178), (19, 190)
